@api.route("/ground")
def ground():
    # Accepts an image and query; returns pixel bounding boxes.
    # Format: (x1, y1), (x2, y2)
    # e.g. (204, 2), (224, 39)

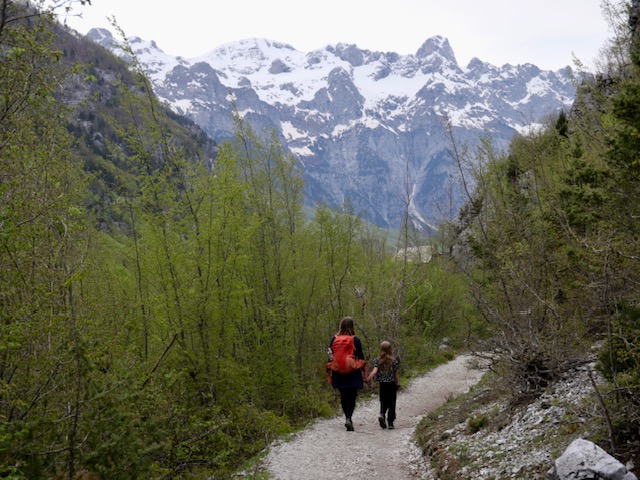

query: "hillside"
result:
(53, 23), (218, 231)
(416, 353), (616, 478)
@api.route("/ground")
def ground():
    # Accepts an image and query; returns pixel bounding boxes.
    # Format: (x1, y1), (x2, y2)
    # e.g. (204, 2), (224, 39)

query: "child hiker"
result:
(366, 341), (399, 429)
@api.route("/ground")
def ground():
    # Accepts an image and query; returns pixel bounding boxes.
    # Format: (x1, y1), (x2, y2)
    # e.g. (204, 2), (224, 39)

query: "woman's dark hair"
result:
(337, 316), (355, 336)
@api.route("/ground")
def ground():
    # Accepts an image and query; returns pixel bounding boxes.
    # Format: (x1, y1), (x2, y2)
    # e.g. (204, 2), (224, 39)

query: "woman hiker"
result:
(327, 316), (366, 431)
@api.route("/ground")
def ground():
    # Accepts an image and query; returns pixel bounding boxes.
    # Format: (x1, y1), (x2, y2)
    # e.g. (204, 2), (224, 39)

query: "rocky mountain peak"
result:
(416, 35), (457, 65)
(327, 43), (366, 67)
(87, 28), (117, 49)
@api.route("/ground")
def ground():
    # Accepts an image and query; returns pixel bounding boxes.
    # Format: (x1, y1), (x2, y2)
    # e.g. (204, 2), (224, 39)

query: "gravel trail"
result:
(262, 355), (484, 479)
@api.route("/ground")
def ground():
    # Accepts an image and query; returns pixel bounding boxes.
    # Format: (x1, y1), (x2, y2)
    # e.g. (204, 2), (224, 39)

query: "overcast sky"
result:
(58, 0), (613, 71)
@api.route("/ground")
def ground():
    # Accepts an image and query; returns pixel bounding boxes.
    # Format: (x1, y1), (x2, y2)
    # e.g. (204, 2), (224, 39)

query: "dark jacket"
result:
(329, 335), (365, 389)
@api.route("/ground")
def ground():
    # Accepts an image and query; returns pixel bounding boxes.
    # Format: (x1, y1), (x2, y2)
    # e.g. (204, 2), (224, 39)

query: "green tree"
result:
(452, 128), (592, 396)
(0, 3), (93, 477)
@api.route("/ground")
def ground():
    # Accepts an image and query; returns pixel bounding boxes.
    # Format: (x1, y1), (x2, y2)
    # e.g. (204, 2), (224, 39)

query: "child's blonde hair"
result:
(379, 341), (394, 371)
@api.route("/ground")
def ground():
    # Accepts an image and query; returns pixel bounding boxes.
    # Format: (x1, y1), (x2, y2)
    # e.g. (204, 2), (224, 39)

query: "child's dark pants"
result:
(379, 382), (397, 423)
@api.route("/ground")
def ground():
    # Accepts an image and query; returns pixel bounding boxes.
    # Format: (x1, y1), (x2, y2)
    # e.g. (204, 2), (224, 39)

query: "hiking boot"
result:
(378, 416), (387, 429)
(345, 418), (354, 431)
(388, 421), (394, 429)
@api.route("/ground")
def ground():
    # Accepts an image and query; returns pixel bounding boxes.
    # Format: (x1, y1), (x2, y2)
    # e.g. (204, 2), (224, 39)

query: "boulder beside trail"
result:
(548, 438), (637, 480)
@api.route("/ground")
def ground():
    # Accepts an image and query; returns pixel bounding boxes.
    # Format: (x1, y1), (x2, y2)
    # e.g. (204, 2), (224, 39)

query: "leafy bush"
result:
(466, 415), (488, 433)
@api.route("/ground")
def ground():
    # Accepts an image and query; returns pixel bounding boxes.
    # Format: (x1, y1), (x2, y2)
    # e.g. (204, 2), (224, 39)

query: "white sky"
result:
(57, 0), (613, 71)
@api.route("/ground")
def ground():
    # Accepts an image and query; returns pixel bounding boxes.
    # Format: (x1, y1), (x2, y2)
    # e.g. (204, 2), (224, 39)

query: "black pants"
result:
(379, 382), (397, 423)
(338, 387), (358, 420)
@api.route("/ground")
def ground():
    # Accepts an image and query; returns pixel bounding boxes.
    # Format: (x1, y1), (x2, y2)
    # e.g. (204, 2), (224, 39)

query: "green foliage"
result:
(451, 125), (594, 396)
(466, 415), (488, 434)
(444, 0), (640, 460)
(0, 4), (95, 478)
(0, 4), (482, 478)
(404, 257), (474, 340)
(598, 303), (640, 386)
(555, 110), (569, 137)
(589, 14), (640, 456)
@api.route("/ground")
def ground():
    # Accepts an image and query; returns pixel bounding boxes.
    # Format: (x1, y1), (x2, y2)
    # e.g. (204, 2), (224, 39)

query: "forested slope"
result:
(421, 0), (640, 470)
(0, 3), (472, 478)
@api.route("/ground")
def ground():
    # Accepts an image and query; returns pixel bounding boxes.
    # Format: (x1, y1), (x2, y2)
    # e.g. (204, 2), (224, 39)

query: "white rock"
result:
(554, 438), (635, 480)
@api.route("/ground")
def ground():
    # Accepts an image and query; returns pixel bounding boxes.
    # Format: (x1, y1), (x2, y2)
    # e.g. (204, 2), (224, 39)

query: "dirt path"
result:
(261, 355), (485, 479)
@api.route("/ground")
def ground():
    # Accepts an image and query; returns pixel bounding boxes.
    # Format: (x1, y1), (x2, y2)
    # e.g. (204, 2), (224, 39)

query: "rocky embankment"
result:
(418, 360), (638, 479)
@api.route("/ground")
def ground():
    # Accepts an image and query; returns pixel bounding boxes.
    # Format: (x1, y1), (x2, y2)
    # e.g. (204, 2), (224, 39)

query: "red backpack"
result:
(327, 335), (366, 374)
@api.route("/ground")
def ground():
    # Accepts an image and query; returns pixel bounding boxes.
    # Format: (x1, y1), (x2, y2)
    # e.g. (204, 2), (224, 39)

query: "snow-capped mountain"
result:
(88, 28), (576, 231)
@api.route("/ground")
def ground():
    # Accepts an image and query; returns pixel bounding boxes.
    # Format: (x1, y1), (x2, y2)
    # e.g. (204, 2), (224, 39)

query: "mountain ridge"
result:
(88, 28), (577, 231)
